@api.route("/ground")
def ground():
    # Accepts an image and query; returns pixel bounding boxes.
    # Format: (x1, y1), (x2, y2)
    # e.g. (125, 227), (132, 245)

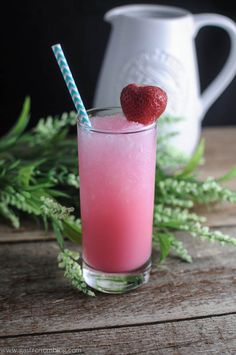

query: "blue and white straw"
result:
(52, 44), (92, 128)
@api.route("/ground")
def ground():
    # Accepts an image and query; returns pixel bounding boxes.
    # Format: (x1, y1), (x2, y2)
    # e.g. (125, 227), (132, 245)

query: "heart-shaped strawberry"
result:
(120, 83), (167, 125)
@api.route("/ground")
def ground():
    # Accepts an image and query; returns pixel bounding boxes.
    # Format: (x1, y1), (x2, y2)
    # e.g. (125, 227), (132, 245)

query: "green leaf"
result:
(0, 202), (20, 228)
(52, 220), (64, 250)
(158, 115), (184, 125)
(217, 167), (236, 183)
(62, 220), (82, 245)
(18, 164), (37, 187)
(176, 139), (205, 178)
(58, 249), (95, 296)
(6, 97), (31, 138)
(0, 136), (18, 151)
(0, 97), (30, 152)
(158, 221), (186, 229)
(47, 189), (70, 198)
(155, 167), (166, 182)
(171, 238), (192, 263)
(157, 131), (178, 144)
(158, 232), (173, 263)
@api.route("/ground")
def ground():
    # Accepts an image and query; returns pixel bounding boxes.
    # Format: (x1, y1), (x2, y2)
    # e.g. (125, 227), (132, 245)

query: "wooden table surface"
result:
(0, 127), (236, 354)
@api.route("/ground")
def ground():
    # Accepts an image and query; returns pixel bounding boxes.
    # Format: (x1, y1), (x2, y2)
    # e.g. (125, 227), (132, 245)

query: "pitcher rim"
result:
(104, 4), (191, 23)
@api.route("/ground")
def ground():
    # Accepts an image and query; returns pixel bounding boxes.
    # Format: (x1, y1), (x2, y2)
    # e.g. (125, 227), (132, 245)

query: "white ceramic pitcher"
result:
(94, 4), (236, 155)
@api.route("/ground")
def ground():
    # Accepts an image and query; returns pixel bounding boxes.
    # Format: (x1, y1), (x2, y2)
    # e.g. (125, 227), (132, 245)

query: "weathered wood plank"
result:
(194, 202), (236, 227)
(0, 223), (55, 243)
(195, 127), (236, 226)
(200, 127), (236, 190)
(0, 226), (235, 337)
(0, 314), (235, 354)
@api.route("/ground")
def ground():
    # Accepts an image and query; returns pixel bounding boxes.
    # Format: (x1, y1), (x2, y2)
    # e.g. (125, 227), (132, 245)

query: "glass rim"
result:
(77, 107), (157, 135)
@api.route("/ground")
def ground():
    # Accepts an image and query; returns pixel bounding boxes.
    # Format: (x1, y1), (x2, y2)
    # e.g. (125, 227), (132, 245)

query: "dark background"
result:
(0, 0), (236, 134)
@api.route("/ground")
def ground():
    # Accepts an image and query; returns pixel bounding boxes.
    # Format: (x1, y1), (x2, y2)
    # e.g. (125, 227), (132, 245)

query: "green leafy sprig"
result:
(58, 249), (95, 297)
(0, 98), (236, 296)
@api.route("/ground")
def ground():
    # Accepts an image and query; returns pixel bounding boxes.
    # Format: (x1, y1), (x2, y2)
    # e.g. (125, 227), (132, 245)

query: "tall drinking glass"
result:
(77, 107), (157, 293)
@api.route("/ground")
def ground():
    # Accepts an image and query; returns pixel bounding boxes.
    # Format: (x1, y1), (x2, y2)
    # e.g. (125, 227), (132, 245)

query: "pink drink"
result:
(78, 109), (157, 275)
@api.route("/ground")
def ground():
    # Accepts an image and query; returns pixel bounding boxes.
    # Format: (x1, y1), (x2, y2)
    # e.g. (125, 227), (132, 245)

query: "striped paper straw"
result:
(52, 44), (92, 128)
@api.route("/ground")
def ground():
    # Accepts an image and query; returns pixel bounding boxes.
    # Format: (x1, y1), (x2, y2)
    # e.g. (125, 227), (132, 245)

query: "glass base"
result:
(82, 259), (151, 294)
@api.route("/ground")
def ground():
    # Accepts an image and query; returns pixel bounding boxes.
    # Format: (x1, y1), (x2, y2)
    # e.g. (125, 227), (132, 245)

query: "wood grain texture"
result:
(196, 127), (236, 227)
(0, 226), (235, 337)
(0, 223), (55, 243)
(194, 202), (236, 228)
(200, 127), (236, 190)
(0, 314), (235, 354)
(0, 127), (235, 352)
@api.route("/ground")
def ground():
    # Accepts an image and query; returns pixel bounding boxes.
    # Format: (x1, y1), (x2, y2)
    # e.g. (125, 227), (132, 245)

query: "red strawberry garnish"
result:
(120, 83), (167, 125)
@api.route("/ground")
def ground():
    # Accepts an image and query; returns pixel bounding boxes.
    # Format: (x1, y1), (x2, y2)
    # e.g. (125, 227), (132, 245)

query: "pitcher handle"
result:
(193, 14), (236, 119)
